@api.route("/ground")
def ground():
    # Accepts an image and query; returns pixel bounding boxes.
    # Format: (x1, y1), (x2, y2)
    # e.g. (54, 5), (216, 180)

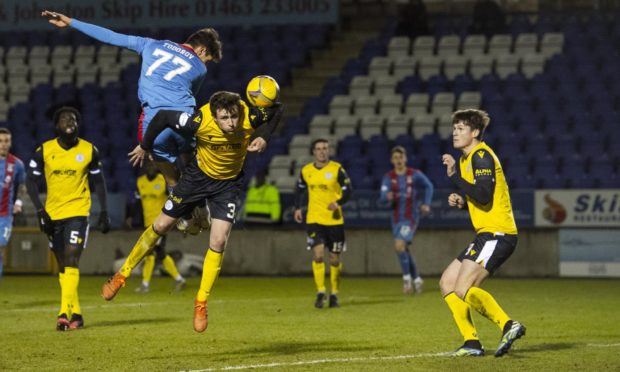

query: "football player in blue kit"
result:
(42, 10), (222, 231)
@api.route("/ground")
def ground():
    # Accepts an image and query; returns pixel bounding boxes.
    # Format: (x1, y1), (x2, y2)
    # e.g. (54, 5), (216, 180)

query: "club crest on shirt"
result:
(324, 172), (333, 180)
(75, 154), (85, 162)
(154, 184), (161, 190)
(164, 200), (173, 210)
(7, 164), (13, 172)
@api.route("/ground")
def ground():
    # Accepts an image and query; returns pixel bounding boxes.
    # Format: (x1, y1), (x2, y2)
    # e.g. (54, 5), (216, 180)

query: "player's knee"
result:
(438, 276), (454, 295)
(313, 256), (324, 263)
(454, 287), (469, 300)
(209, 236), (227, 251)
(152, 221), (172, 235)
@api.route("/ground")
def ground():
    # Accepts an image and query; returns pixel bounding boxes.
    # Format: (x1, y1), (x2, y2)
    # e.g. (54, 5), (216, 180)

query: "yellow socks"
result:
(196, 249), (223, 302)
(58, 272), (70, 316)
(464, 287), (510, 330)
(444, 292), (479, 341)
(142, 255), (155, 284)
(120, 226), (160, 278)
(162, 255), (181, 280)
(330, 263), (342, 294)
(65, 267), (81, 315)
(312, 261), (326, 293)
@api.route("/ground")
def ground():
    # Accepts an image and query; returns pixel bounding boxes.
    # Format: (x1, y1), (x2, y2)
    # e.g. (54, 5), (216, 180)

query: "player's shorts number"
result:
(332, 241), (345, 253)
(69, 231), (79, 244)
(226, 203), (236, 219)
(146, 49), (192, 81)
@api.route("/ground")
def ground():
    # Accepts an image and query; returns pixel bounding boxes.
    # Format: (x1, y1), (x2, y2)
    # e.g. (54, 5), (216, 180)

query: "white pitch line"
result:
(182, 352), (452, 372)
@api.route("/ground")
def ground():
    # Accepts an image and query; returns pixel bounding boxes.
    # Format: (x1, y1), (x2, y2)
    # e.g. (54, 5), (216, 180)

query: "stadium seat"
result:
(385, 115), (411, 140)
(411, 113), (436, 138)
(514, 33), (539, 55)
(368, 56), (393, 77)
(431, 92), (455, 116)
(443, 55), (469, 80)
(470, 54), (495, 79)
(488, 34), (513, 56)
(412, 36), (435, 56)
(349, 75), (374, 96)
(353, 95), (378, 115)
(457, 91), (482, 109)
(540, 33), (564, 58)
(288, 135), (313, 158)
(437, 35), (461, 57)
(359, 115), (384, 140)
(329, 95), (354, 116)
(393, 56), (417, 80)
(333, 116), (359, 139)
(495, 55), (521, 79)
(379, 94), (403, 116)
(462, 34), (487, 57)
(521, 53), (547, 78)
(405, 93), (430, 115)
(374, 76), (399, 96)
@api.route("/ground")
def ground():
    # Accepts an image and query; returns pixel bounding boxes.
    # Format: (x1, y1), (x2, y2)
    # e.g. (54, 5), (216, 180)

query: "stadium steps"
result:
(279, 16), (386, 121)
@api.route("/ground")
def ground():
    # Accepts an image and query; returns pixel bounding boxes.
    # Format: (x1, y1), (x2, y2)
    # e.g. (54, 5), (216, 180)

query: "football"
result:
(246, 75), (280, 108)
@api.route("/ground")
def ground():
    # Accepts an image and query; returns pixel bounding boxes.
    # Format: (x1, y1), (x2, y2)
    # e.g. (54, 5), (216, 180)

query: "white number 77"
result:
(145, 48), (191, 81)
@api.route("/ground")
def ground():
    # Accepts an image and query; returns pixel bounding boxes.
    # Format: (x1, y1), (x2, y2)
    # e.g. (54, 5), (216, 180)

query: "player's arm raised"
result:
(42, 10), (146, 52)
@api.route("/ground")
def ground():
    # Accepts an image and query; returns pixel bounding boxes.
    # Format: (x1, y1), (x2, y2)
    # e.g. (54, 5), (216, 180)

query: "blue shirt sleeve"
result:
(414, 171), (434, 205)
(14, 158), (26, 185)
(71, 19), (148, 53)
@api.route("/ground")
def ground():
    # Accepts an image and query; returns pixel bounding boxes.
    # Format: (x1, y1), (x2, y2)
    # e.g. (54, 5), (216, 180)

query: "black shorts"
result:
(457, 233), (517, 275)
(163, 160), (243, 223)
(306, 224), (346, 253)
(49, 216), (89, 251)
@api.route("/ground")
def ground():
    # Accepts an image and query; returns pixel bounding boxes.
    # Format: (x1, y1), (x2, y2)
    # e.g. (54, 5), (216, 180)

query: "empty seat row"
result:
(368, 52), (549, 80)
(328, 91), (481, 116)
(387, 33), (563, 58)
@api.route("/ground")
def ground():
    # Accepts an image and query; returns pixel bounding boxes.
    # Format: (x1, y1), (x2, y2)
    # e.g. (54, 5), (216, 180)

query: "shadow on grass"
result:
(343, 298), (410, 307)
(517, 342), (579, 353)
(89, 317), (178, 328)
(205, 340), (378, 361)
(13, 300), (57, 308)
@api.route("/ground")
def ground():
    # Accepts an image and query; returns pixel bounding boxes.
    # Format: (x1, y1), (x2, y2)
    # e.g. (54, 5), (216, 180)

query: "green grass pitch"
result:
(0, 275), (619, 371)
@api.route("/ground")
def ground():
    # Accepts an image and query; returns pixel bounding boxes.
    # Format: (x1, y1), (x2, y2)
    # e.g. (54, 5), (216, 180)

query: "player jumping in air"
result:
(42, 10), (222, 232)
(102, 91), (283, 332)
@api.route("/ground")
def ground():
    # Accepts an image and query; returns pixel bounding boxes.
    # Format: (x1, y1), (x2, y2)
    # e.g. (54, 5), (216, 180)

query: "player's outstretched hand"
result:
(128, 145), (147, 167)
(36, 209), (55, 236)
(98, 211), (111, 234)
(442, 154), (456, 177)
(247, 137), (267, 153)
(41, 10), (71, 27)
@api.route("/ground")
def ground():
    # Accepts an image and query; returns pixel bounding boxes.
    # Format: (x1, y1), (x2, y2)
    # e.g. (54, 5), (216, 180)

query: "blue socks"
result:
(398, 251), (411, 276)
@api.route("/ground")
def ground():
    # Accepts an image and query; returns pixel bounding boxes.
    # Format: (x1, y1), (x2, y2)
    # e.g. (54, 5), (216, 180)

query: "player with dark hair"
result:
(102, 91), (283, 333)
(0, 128), (26, 277)
(42, 10), (222, 231)
(26, 106), (111, 331)
(128, 160), (186, 294)
(294, 139), (352, 309)
(440, 109), (525, 357)
(379, 146), (433, 294)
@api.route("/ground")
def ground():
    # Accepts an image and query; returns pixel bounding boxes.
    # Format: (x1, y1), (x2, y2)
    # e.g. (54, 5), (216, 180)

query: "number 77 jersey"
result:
(135, 39), (207, 110)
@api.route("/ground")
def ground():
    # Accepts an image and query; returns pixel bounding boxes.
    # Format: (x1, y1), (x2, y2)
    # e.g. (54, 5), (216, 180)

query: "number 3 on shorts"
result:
(226, 203), (236, 219)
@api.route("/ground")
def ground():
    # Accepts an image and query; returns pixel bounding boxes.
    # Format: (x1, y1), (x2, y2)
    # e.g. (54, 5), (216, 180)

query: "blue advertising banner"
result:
(559, 229), (620, 277)
(279, 190), (534, 229)
(0, 0), (338, 31)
